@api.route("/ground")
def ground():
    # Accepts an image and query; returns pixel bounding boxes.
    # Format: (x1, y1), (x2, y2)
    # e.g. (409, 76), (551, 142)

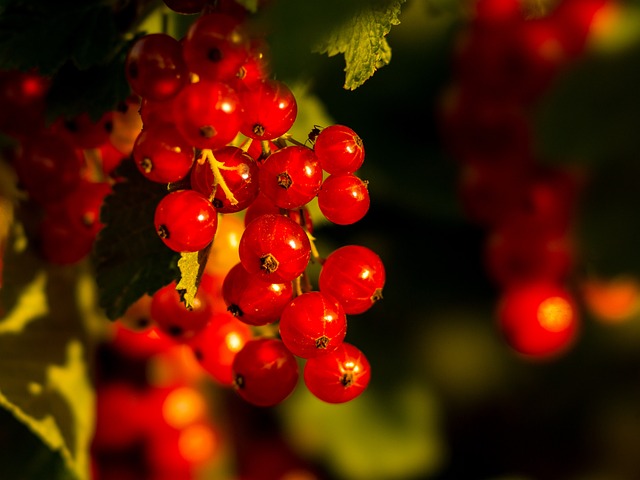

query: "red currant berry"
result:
(222, 262), (294, 326)
(172, 80), (242, 150)
(125, 33), (189, 101)
(258, 145), (323, 209)
(239, 79), (297, 140)
(238, 213), (311, 283)
(232, 337), (299, 407)
(133, 122), (195, 184)
(181, 12), (250, 83)
(187, 311), (253, 387)
(313, 124), (365, 175)
(154, 189), (218, 253)
(279, 291), (347, 359)
(243, 193), (314, 234)
(303, 342), (371, 404)
(317, 173), (370, 225)
(150, 280), (214, 341)
(13, 131), (84, 204)
(52, 110), (114, 150)
(190, 146), (259, 213)
(318, 245), (385, 315)
(497, 280), (580, 359)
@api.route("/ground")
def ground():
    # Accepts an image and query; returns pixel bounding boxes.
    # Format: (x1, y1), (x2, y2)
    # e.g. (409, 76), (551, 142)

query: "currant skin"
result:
(222, 262), (294, 326)
(231, 337), (299, 407)
(497, 280), (580, 359)
(154, 189), (218, 253)
(303, 342), (371, 404)
(258, 145), (323, 210)
(238, 213), (311, 283)
(238, 78), (298, 140)
(318, 244), (386, 315)
(312, 124), (365, 175)
(317, 173), (370, 225)
(278, 291), (347, 359)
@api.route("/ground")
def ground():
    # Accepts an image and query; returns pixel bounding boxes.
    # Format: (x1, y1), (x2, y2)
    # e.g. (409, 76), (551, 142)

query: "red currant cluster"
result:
(439, 0), (610, 359)
(119, 2), (386, 406)
(0, 70), (141, 265)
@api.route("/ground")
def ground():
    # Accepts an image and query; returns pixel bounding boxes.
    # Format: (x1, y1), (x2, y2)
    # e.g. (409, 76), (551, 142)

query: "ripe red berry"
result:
(125, 33), (189, 101)
(172, 80), (242, 150)
(222, 262), (293, 326)
(317, 173), (370, 225)
(150, 280), (215, 341)
(258, 145), (323, 210)
(303, 342), (371, 404)
(497, 280), (580, 359)
(187, 311), (253, 386)
(190, 145), (259, 213)
(154, 189), (218, 253)
(133, 122), (195, 184)
(313, 124), (365, 175)
(318, 245), (385, 315)
(239, 213), (311, 283)
(181, 12), (250, 83)
(278, 291), (347, 359)
(238, 79), (297, 140)
(232, 337), (299, 407)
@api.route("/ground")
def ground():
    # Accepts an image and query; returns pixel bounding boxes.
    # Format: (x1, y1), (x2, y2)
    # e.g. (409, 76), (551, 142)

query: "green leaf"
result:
(93, 159), (180, 321)
(176, 245), (212, 309)
(312, 0), (405, 90)
(0, 264), (98, 480)
(252, 0), (405, 89)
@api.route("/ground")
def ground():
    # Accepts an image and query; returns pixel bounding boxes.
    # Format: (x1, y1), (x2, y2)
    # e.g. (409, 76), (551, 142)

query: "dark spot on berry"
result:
(227, 304), (244, 317)
(141, 157), (153, 173)
(193, 349), (203, 361)
(168, 325), (183, 337)
(233, 374), (245, 390)
(128, 62), (139, 79)
(212, 198), (223, 209)
(200, 125), (216, 138)
(157, 224), (169, 239)
(371, 288), (383, 304)
(104, 120), (114, 134)
(260, 254), (279, 273)
(64, 119), (78, 133)
(207, 48), (222, 62)
(340, 372), (353, 387)
(277, 172), (292, 189)
(252, 124), (265, 137)
(315, 335), (329, 349)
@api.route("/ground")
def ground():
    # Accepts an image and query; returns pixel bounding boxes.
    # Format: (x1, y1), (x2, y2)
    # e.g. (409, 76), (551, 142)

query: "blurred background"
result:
(4, 0), (640, 479)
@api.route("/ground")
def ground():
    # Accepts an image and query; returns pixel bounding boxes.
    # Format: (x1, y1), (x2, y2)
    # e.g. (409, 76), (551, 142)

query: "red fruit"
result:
(190, 145), (259, 213)
(317, 173), (370, 225)
(181, 12), (250, 82)
(133, 122), (195, 184)
(150, 280), (214, 341)
(52, 110), (114, 150)
(258, 145), (323, 210)
(239, 79), (297, 140)
(222, 262), (293, 326)
(278, 291), (347, 359)
(318, 245), (385, 315)
(497, 281), (580, 359)
(232, 337), (299, 407)
(313, 124), (365, 175)
(187, 311), (253, 386)
(172, 80), (242, 150)
(238, 213), (311, 283)
(13, 131), (84, 204)
(303, 342), (371, 404)
(125, 33), (189, 101)
(154, 189), (218, 253)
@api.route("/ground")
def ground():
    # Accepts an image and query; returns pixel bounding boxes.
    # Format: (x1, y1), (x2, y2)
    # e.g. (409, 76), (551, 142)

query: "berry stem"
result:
(305, 229), (323, 264)
(201, 148), (238, 206)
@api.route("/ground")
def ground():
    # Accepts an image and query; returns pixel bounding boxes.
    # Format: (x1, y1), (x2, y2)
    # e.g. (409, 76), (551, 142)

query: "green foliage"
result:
(312, 0), (405, 90)
(0, 264), (99, 480)
(93, 159), (180, 321)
